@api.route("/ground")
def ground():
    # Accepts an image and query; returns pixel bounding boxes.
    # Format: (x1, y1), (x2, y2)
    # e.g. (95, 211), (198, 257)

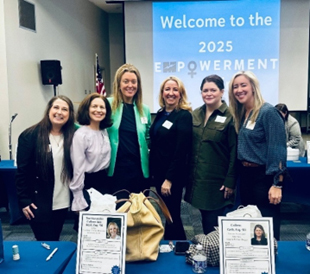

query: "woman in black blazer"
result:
(16, 95), (75, 241)
(150, 76), (192, 240)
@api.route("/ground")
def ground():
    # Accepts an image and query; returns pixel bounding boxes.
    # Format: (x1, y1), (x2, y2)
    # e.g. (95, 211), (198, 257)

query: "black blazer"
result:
(15, 126), (55, 222)
(149, 108), (192, 187)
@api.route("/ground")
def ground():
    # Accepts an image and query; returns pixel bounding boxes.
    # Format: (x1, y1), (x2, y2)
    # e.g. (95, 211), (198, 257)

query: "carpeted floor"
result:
(1, 200), (310, 243)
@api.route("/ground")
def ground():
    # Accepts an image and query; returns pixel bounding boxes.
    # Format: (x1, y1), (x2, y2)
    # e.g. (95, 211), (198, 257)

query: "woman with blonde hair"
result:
(107, 64), (151, 199)
(228, 71), (286, 240)
(150, 76), (192, 240)
(107, 222), (121, 239)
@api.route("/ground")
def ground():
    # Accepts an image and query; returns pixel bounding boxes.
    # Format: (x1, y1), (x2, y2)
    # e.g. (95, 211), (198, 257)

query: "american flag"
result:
(96, 54), (106, 96)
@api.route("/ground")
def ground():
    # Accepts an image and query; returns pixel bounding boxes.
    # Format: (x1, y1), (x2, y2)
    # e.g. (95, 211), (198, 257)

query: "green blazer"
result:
(107, 97), (151, 178)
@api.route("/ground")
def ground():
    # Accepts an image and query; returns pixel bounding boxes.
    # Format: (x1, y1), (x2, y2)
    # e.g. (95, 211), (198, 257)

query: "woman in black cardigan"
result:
(150, 76), (192, 240)
(16, 95), (75, 241)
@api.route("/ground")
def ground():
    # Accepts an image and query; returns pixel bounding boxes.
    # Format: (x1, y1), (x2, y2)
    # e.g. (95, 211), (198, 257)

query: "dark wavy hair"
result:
(28, 95), (75, 183)
(77, 93), (112, 129)
(253, 224), (266, 240)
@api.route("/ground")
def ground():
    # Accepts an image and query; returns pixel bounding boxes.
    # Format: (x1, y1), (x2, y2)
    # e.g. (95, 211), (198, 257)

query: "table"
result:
(63, 241), (310, 274)
(0, 160), (21, 224)
(283, 157), (310, 205)
(0, 241), (76, 274)
(1, 157), (309, 225)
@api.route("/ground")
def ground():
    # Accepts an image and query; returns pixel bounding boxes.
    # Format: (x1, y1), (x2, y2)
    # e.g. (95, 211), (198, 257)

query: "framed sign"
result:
(219, 217), (275, 274)
(76, 212), (127, 274)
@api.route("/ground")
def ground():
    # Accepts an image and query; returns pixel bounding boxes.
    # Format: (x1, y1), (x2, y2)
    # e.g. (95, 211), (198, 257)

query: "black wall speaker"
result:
(40, 60), (62, 85)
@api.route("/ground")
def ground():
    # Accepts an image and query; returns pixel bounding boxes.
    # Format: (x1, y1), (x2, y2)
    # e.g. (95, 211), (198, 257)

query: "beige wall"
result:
(108, 13), (125, 95)
(0, 0), (10, 159)
(0, 0), (114, 159)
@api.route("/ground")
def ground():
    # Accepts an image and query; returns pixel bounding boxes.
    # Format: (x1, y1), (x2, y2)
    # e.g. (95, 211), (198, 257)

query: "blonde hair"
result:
(228, 71), (264, 133)
(112, 64), (143, 115)
(107, 222), (119, 238)
(159, 76), (191, 111)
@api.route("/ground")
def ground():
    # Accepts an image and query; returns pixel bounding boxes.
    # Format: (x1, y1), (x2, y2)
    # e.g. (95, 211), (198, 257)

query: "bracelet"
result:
(272, 185), (282, 189)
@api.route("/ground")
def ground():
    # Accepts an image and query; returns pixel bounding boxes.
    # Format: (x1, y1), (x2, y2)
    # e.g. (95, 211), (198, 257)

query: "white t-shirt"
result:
(49, 133), (70, 210)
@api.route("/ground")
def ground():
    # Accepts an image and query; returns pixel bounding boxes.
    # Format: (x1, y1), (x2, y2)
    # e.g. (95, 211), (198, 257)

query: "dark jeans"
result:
(199, 207), (227, 235)
(30, 208), (68, 241)
(239, 163), (281, 240)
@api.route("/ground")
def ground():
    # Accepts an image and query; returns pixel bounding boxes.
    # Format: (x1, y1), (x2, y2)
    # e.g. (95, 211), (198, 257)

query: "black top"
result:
(152, 110), (171, 136)
(149, 108), (192, 186)
(116, 103), (140, 165)
(251, 237), (268, 245)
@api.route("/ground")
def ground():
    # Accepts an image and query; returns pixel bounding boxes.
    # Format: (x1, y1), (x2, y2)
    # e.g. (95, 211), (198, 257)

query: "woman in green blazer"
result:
(107, 64), (151, 199)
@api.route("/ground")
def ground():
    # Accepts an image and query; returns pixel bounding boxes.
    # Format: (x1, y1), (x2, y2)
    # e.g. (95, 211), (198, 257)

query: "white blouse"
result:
(49, 133), (70, 210)
(70, 126), (111, 211)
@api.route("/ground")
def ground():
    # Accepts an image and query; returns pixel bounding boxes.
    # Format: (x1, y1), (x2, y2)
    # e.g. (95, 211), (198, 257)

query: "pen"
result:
(46, 247), (58, 261)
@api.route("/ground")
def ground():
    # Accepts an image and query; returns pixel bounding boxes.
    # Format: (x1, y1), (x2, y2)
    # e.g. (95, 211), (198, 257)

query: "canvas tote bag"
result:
(116, 189), (172, 262)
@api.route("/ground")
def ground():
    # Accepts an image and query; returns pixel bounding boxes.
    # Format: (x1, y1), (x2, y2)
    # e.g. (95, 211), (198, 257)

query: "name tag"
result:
(246, 121), (256, 130)
(141, 117), (148, 124)
(162, 120), (173, 129)
(215, 115), (227, 123)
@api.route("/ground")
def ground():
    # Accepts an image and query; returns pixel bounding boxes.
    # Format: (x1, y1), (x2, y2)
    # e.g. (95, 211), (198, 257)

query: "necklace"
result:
(50, 133), (63, 147)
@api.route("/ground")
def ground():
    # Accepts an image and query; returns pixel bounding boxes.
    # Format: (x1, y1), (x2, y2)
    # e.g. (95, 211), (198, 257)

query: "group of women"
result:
(15, 65), (287, 242)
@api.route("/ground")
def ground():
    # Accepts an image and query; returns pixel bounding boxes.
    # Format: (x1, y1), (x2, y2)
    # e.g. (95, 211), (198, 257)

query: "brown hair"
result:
(77, 93), (112, 129)
(28, 95), (75, 183)
(275, 103), (289, 121)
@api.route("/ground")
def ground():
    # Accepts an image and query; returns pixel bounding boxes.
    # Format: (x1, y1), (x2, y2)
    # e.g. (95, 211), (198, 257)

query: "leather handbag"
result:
(115, 189), (172, 262)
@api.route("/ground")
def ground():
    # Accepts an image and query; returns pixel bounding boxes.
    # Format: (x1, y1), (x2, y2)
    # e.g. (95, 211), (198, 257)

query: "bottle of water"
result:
(306, 232), (310, 250)
(192, 244), (207, 273)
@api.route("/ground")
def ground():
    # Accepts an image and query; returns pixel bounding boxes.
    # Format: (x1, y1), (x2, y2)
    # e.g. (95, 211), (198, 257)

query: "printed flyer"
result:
(76, 212), (127, 274)
(219, 217), (275, 274)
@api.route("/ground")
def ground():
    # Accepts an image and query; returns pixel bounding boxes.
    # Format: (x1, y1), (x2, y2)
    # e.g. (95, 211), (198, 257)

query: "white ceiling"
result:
(88, 0), (123, 13)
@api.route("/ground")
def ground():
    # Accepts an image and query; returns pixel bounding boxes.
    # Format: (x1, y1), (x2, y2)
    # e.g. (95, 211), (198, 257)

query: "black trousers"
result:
(84, 169), (110, 195)
(111, 161), (149, 201)
(239, 163), (281, 240)
(30, 208), (68, 241)
(199, 206), (227, 235)
(155, 182), (186, 240)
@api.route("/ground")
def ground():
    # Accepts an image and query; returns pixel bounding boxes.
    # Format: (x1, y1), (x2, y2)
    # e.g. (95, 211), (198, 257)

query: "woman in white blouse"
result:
(70, 93), (112, 217)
